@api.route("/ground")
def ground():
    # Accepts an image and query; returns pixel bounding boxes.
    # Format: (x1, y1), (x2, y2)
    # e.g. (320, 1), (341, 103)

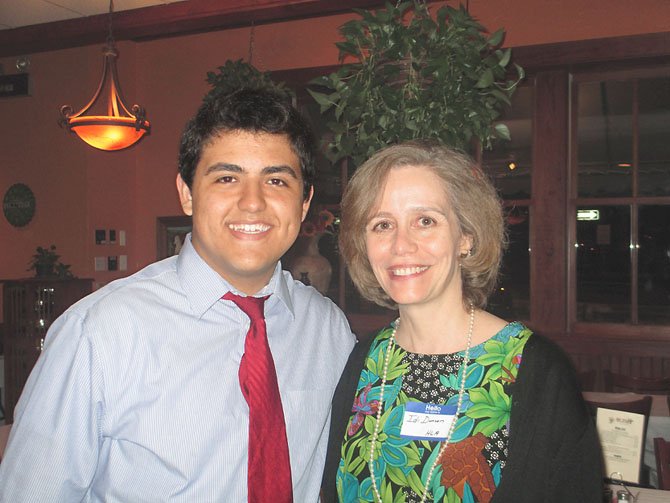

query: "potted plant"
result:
(28, 245), (73, 278)
(204, 59), (294, 103)
(308, 1), (524, 167)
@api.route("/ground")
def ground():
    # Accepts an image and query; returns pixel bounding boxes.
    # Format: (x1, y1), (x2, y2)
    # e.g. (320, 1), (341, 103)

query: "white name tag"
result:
(400, 402), (456, 441)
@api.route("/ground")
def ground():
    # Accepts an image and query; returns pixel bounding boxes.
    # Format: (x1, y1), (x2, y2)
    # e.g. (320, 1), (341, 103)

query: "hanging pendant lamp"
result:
(60, 0), (150, 151)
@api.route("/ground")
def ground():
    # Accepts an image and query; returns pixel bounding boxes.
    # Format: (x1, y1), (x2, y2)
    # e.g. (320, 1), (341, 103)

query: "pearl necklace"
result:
(368, 305), (475, 503)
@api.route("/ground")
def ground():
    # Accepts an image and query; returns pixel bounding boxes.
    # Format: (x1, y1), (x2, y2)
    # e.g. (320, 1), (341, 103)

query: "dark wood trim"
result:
(513, 31), (670, 70)
(530, 71), (570, 335)
(571, 322), (670, 340)
(0, 0), (387, 58)
(556, 335), (670, 359)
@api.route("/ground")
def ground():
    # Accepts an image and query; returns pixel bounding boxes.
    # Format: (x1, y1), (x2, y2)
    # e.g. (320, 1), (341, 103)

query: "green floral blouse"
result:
(335, 321), (532, 503)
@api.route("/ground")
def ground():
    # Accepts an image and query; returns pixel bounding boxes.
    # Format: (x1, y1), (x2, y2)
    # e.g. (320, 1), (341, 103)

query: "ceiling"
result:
(0, 0), (186, 31)
(0, 0), (388, 58)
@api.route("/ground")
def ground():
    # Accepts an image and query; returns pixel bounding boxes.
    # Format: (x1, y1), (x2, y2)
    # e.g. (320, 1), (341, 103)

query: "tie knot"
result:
(223, 292), (269, 322)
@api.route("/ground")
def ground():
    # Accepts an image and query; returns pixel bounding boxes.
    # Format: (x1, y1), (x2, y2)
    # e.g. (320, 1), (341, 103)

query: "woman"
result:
(323, 142), (602, 502)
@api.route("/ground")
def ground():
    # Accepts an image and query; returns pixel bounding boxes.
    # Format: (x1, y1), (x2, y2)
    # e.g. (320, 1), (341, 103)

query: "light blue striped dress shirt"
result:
(0, 235), (355, 502)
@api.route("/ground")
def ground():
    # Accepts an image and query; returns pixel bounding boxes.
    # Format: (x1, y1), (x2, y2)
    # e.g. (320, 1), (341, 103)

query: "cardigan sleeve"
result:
(493, 334), (604, 503)
(321, 335), (375, 503)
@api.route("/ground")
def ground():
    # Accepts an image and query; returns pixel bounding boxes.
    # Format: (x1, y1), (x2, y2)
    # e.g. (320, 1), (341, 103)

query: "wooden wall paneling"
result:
(557, 336), (670, 386)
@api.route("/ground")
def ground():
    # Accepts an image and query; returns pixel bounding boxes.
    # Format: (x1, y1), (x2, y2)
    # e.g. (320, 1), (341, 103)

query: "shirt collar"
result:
(177, 233), (295, 319)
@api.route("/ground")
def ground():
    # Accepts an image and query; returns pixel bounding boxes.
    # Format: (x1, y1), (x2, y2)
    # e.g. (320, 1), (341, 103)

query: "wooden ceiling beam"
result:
(0, 0), (387, 58)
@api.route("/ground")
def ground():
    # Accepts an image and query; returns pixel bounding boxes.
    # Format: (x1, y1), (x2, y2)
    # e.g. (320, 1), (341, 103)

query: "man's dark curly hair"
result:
(178, 88), (315, 199)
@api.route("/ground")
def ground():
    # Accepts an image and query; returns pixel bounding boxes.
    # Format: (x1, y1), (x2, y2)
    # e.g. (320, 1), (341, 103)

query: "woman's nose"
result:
(392, 226), (417, 255)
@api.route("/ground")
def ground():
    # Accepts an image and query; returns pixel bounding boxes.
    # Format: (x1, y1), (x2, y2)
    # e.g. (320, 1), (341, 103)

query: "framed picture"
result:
(157, 216), (192, 259)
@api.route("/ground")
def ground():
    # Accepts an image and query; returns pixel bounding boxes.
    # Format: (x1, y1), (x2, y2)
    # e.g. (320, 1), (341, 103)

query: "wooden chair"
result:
(0, 423), (11, 462)
(603, 370), (670, 394)
(654, 437), (670, 490)
(585, 394), (653, 417)
(577, 369), (597, 391)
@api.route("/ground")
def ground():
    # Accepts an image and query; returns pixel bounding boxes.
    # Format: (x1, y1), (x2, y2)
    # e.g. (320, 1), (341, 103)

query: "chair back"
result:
(0, 423), (11, 462)
(586, 395), (653, 417)
(654, 437), (670, 490)
(577, 369), (597, 391)
(603, 370), (670, 394)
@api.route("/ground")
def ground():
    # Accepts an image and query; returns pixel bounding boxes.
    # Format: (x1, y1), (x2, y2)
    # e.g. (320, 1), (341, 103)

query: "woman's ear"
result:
(459, 234), (473, 256)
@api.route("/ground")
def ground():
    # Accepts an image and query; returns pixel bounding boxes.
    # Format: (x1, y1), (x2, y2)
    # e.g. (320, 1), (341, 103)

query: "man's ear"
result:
(301, 185), (314, 222)
(176, 174), (193, 216)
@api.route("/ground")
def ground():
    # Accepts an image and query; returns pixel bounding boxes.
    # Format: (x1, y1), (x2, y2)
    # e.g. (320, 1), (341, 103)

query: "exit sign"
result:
(0, 73), (30, 98)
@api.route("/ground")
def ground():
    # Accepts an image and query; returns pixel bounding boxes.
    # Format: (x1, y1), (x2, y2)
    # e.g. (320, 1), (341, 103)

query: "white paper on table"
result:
(596, 407), (645, 484)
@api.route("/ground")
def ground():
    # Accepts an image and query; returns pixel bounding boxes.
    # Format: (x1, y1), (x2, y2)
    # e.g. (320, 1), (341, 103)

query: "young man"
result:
(0, 89), (355, 501)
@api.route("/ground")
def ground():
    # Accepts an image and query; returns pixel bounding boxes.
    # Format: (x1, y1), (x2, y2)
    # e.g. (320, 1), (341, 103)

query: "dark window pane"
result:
(577, 81), (633, 197)
(639, 205), (670, 324)
(490, 206), (530, 320)
(482, 86), (533, 200)
(576, 205), (631, 322)
(639, 77), (670, 197)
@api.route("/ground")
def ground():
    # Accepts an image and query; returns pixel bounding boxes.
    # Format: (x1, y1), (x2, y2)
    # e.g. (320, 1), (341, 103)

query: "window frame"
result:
(568, 66), (670, 339)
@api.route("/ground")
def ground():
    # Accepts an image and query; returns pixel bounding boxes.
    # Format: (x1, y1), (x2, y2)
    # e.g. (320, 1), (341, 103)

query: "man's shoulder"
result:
(68, 256), (179, 316)
(282, 270), (345, 315)
(280, 270), (354, 341)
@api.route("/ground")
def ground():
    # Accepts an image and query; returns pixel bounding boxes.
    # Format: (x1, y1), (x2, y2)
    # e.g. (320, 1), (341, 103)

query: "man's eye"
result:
(268, 178), (287, 186)
(217, 176), (235, 183)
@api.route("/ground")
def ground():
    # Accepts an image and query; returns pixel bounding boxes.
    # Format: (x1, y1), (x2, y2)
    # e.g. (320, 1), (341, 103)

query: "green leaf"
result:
(350, 456), (367, 477)
(498, 47), (511, 67)
(382, 479), (395, 503)
(403, 444), (422, 467)
(474, 415), (508, 436)
(467, 403), (500, 418)
(475, 68), (494, 89)
(495, 123), (511, 141)
(386, 465), (407, 485)
(406, 469), (425, 498)
(488, 28), (504, 47)
(307, 89), (334, 108)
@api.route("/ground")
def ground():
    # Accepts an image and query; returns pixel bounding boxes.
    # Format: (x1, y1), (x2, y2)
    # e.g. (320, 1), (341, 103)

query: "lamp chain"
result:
(107, 0), (115, 46)
(248, 21), (255, 65)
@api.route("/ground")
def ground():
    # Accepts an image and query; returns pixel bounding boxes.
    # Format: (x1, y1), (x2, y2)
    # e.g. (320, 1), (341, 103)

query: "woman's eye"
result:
(418, 216), (435, 227)
(371, 220), (392, 232)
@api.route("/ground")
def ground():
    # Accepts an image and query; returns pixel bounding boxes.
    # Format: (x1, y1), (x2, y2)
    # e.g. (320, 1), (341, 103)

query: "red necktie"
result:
(223, 292), (293, 503)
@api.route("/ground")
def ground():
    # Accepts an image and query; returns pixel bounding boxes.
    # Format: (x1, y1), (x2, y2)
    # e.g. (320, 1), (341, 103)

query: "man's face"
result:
(177, 130), (312, 294)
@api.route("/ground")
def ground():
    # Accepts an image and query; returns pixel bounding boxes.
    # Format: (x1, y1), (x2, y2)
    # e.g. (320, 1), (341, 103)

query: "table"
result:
(607, 484), (670, 502)
(584, 392), (670, 489)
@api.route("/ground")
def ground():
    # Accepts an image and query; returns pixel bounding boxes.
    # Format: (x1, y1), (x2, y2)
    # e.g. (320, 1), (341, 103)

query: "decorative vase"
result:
(290, 234), (332, 295)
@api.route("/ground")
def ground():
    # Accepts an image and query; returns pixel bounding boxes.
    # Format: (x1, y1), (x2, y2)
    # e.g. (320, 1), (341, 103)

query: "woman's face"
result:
(365, 165), (471, 310)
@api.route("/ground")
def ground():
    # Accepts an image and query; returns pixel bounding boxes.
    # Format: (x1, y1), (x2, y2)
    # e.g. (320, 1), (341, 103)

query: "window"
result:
(572, 72), (670, 326)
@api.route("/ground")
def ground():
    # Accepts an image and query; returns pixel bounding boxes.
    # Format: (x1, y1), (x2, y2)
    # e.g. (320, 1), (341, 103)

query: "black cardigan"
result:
(322, 332), (603, 502)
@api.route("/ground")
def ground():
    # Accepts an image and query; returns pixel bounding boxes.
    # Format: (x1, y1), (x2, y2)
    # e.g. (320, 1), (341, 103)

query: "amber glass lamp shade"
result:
(60, 45), (150, 151)
(68, 116), (150, 151)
